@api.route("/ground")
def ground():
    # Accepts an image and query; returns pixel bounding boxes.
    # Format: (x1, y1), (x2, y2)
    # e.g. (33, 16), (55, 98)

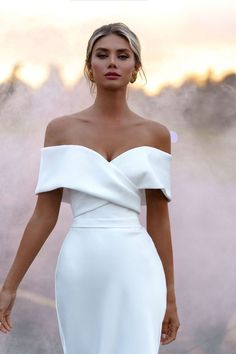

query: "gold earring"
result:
(88, 70), (95, 82)
(130, 71), (137, 83)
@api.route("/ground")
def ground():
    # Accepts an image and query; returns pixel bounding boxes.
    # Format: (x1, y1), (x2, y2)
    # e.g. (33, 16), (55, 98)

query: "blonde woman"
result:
(0, 23), (180, 353)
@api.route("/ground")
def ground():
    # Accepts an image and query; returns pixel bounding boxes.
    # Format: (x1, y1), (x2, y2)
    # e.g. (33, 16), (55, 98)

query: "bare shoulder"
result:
(144, 118), (171, 154)
(43, 113), (79, 147)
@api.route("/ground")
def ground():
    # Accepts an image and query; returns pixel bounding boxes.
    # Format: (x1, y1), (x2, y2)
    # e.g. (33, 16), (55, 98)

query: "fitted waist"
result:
(70, 214), (141, 228)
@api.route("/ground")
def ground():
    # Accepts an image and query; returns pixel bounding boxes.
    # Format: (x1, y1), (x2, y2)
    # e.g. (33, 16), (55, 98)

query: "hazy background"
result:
(1, 1), (236, 353)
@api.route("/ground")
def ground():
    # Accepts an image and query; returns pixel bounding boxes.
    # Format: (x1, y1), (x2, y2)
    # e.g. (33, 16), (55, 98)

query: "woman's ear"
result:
(135, 63), (141, 71)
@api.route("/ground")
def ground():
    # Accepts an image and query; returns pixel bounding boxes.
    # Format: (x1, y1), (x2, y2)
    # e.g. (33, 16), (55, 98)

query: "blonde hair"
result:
(84, 22), (147, 93)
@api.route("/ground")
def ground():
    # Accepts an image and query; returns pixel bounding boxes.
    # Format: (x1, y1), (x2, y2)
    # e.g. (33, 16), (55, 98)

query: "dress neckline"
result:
(42, 144), (172, 163)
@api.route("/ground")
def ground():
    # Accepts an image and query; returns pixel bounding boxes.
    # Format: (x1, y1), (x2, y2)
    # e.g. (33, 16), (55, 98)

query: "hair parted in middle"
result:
(83, 22), (147, 94)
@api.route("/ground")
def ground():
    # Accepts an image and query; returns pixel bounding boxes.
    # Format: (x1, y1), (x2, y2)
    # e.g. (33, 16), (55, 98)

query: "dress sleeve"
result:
(138, 149), (172, 204)
(34, 147), (70, 203)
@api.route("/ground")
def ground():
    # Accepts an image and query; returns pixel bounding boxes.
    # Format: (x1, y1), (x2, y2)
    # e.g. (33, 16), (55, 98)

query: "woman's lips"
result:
(104, 74), (120, 79)
(105, 72), (120, 76)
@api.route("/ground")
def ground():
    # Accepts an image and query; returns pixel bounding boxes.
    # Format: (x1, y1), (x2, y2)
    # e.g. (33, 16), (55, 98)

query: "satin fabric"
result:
(34, 145), (172, 354)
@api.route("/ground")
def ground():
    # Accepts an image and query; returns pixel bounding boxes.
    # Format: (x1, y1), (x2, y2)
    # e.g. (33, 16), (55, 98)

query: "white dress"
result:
(34, 144), (172, 354)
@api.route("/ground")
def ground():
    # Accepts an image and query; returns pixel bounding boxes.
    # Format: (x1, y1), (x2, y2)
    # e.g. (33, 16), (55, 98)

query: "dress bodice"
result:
(34, 145), (172, 216)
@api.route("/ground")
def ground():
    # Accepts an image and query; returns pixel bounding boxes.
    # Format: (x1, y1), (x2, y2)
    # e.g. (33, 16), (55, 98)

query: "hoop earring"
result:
(130, 71), (137, 83)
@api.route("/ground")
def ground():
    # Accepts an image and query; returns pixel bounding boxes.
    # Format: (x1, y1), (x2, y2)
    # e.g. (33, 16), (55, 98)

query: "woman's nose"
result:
(108, 55), (117, 66)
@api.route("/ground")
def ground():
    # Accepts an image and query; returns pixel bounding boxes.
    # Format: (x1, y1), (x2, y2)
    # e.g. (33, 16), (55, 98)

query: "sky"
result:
(0, 0), (236, 94)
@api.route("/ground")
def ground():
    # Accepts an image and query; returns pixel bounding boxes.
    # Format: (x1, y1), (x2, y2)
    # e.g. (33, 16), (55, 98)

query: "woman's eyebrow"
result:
(95, 47), (131, 52)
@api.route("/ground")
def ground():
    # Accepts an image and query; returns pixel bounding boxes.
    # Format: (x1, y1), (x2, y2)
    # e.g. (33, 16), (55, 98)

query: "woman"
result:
(0, 22), (180, 353)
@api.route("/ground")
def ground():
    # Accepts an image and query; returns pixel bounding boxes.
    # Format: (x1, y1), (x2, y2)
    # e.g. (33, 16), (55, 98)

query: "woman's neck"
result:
(91, 87), (131, 122)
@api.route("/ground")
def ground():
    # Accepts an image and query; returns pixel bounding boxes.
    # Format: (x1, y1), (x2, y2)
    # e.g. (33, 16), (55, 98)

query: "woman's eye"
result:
(97, 54), (128, 59)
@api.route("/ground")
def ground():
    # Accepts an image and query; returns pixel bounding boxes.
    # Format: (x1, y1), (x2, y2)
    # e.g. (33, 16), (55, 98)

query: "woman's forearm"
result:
(2, 213), (56, 292)
(147, 215), (176, 303)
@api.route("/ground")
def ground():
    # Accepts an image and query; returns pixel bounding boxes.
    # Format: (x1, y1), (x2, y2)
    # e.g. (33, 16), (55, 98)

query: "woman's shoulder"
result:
(133, 114), (169, 131)
(43, 116), (65, 147)
(43, 111), (86, 147)
(136, 116), (171, 154)
(45, 111), (85, 131)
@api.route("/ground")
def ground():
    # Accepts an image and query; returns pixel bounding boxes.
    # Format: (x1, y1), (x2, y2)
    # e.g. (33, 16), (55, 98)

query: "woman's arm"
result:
(2, 189), (63, 292)
(146, 190), (176, 301)
(2, 118), (62, 293)
(0, 189), (63, 333)
(145, 123), (180, 344)
(0, 119), (62, 333)
(145, 189), (180, 344)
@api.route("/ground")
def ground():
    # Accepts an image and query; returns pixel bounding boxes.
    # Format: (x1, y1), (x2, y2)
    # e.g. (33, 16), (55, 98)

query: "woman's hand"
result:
(161, 300), (180, 345)
(0, 288), (16, 333)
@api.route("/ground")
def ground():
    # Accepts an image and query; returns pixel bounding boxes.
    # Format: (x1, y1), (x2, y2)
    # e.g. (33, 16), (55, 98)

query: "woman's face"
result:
(89, 33), (137, 89)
